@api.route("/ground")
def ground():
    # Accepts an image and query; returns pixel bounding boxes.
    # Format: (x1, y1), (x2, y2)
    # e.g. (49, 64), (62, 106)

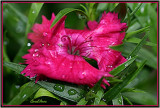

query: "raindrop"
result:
(69, 66), (72, 68)
(118, 98), (122, 104)
(62, 63), (65, 66)
(127, 56), (132, 60)
(125, 63), (128, 67)
(45, 61), (51, 65)
(140, 7), (144, 13)
(23, 94), (26, 98)
(27, 43), (31, 46)
(148, 18), (151, 24)
(32, 10), (36, 14)
(107, 65), (113, 68)
(102, 98), (106, 102)
(54, 84), (65, 92)
(35, 49), (39, 52)
(77, 13), (86, 19)
(79, 72), (87, 79)
(68, 89), (77, 96)
(91, 90), (95, 93)
(43, 32), (48, 36)
(33, 53), (39, 57)
(15, 85), (20, 89)
(42, 43), (45, 46)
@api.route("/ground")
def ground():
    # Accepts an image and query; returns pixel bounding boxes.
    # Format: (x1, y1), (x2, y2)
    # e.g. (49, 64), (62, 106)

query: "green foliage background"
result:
(3, 2), (158, 105)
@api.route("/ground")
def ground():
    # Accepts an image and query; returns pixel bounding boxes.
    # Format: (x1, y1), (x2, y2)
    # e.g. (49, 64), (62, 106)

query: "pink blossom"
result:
(21, 11), (127, 89)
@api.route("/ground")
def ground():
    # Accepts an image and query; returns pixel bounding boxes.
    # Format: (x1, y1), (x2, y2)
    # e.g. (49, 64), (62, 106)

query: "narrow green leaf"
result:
(80, 4), (88, 15)
(13, 3), (44, 63)
(7, 3), (27, 23)
(130, 3), (142, 17)
(7, 81), (40, 105)
(93, 89), (104, 105)
(77, 97), (88, 105)
(125, 26), (150, 39)
(122, 91), (157, 105)
(127, 33), (148, 58)
(37, 81), (84, 102)
(50, 8), (87, 28)
(25, 3), (44, 36)
(34, 88), (59, 100)
(109, 56), (137, 76)
(122, 95), (133, 105)
(126, 37), (157, 46)
(122, 88), (145, 93)
(103, 60), (146, 103)
(3, 61), (26, 74)
(112, 93), (123, 105)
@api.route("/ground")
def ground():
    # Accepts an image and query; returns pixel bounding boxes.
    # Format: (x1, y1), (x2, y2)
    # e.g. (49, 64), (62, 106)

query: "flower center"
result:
(60, 35), (92, 56)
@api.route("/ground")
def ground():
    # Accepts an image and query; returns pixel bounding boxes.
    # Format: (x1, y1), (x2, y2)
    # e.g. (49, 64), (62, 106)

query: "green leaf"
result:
(109, 56), (137, 76)
(122, 91), (157, 105)
(7, 81), (40, 105)
(77, 97), (88, 105)
(25, 3), (44, 37)
(34, 88), (59, 100)
(3, 61), (26, 74)
(6, 3), (27, 23)
(13, 3), (44, 63)
(122, 95), (133, 105)
(50, 8), (87, 28)
(126, 37), (157, 46)
(99, 100), (107, 105)
(127, 33), (148, 58)
(93, 88), (104, 105)
(130, 3), (142, 17)
(125, 26), (150, 39)
(37, 81), (84, 102)
(103, 60), (146, 103)
(122, 88), (145, 93)
(110, 42), (157, 69)
(112, 93), (123, 105)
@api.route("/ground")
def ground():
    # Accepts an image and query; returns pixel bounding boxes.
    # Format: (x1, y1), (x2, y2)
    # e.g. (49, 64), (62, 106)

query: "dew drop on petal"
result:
(43, 32), (48, 36)
(35, 49), (39, 52)
(79, 71), (87, 79)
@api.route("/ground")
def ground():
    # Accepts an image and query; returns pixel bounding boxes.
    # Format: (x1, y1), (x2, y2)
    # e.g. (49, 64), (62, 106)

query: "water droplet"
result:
(47, 43), (50, 46)
(125, 63), (129, 67)
(43, 32), (48, 36)
(54, 84), (64, 92)
(69, 66), (72, 68)
(35, 49), (39, 52)
(140, 7), (144, 13)
(127, 56), (132, 60)
(33, 53), (39, 57)
(23, 94), (26, 98)
(148, 18), (151, 23)
(107, 65), (113, 68)
(27, 43), (31, 46)
(91, 90), (95, 93)
(102, 98), (106, 102)
(118, 98), (122, 104)
(15, 85), (20, 89)
(32, 10), (36, 14)
(62, 63), (65, 66)
(77, 13), (86, 19)
(45, 61), (51, 65)
(68, 89), (77, 96)
(79, 72), (87, 79)
(42, 43), (45, 46)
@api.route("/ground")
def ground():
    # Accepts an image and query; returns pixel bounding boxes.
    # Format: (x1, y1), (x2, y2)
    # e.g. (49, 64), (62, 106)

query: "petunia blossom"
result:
(21, 11), (127, 89)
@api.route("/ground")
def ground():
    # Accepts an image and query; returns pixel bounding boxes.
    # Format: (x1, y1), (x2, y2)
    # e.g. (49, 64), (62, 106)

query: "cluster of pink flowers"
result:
(21, 11), (127, 89)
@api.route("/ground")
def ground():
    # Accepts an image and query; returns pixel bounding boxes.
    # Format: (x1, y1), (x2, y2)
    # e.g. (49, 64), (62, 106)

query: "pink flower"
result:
(21, 11), (127, 89)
